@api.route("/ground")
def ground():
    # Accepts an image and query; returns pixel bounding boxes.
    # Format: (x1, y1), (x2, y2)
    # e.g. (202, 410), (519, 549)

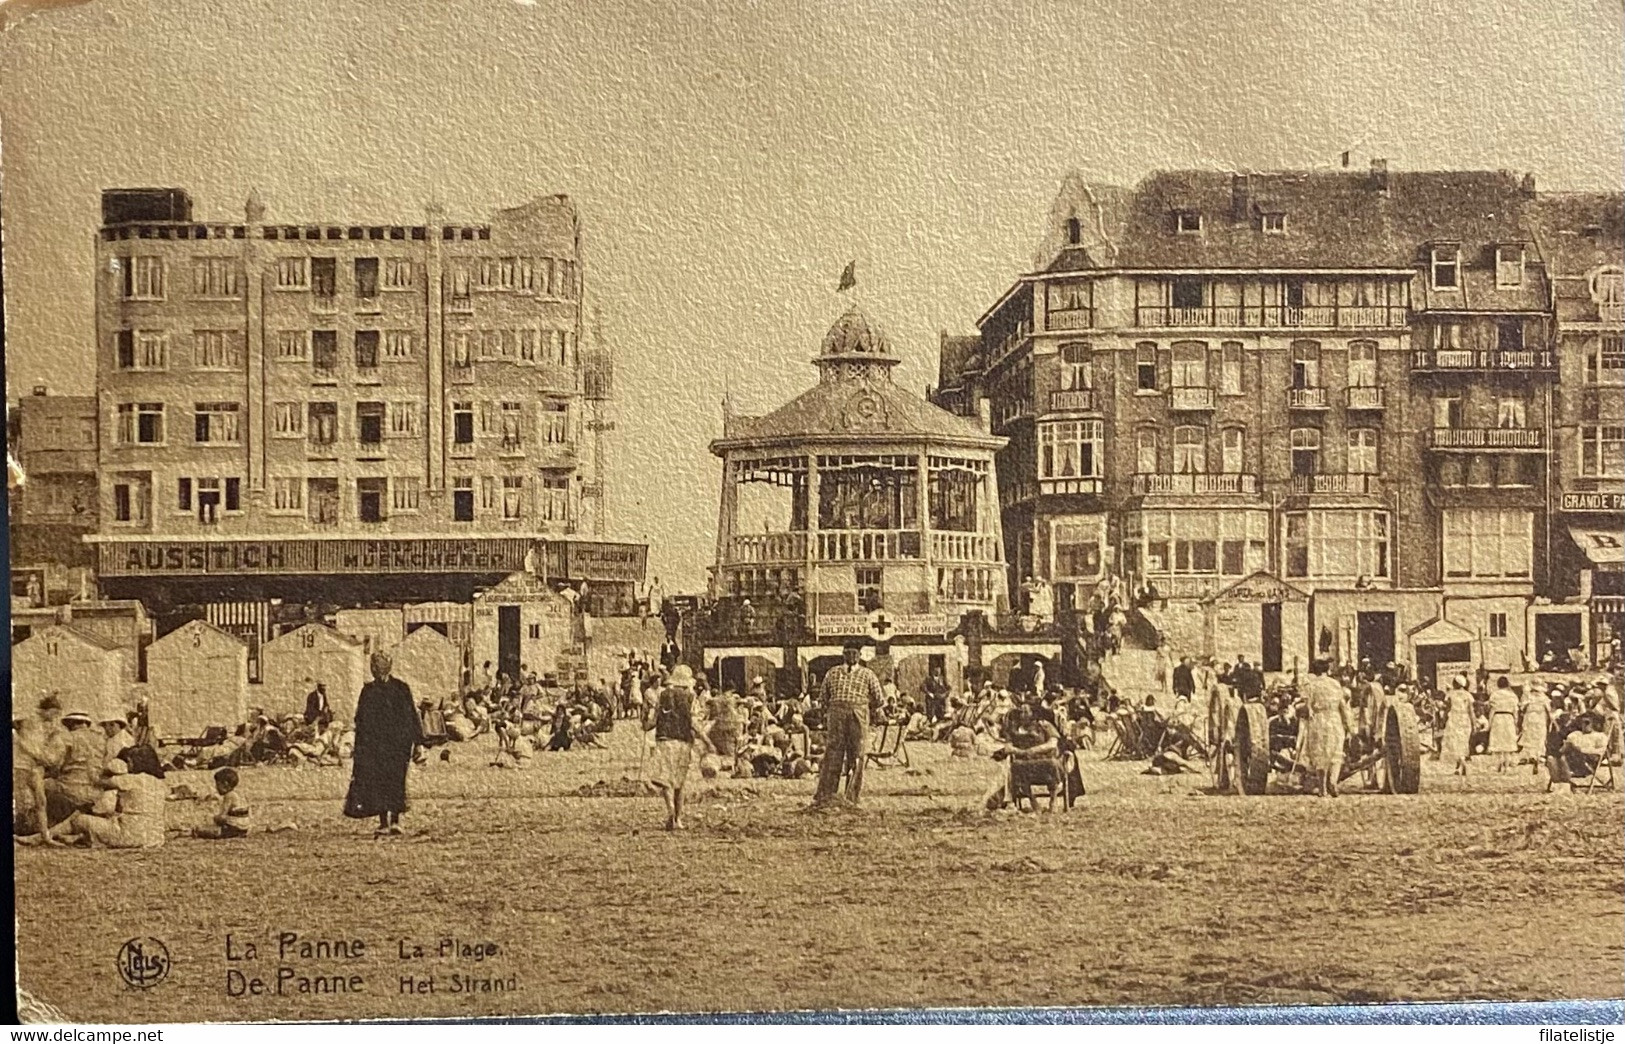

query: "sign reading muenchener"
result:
(99, 538), (533, 576)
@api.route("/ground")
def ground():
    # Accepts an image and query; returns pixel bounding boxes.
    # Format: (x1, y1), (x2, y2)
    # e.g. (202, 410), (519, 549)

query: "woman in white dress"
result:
(1297, 665), (1354, 797)
(1517, 683), (1551, 775)
(1485, 679), (1520, 773)
(1440, 675), (1474, 775)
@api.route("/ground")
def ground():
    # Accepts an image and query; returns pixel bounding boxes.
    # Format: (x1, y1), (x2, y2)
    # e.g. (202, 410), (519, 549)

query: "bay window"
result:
(1038, 420), (1103, 481)
(1129, 509), (1269, 579)
(1442, 508), (1533, 580)
(1581, 425), (1625, 478)
(1285, 510), (1390, 580)
(1053, 520), (1103, 580)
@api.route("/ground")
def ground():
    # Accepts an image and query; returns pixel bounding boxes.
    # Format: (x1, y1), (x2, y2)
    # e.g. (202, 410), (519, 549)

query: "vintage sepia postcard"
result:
(3, 0), (1623, 1028)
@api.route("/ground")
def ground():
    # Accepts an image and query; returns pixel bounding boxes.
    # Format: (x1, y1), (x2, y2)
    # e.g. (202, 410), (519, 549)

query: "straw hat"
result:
(667, 664), (696, 688)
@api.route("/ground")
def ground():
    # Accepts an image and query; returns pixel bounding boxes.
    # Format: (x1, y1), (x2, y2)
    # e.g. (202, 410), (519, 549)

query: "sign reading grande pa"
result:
(99, 538), (532, 576)
(1562, 492), (1625, 513)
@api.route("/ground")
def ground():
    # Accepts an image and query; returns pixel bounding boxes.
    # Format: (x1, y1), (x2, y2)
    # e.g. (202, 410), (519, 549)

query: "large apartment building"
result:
(89, 188), (634, 615)
(934, 164), (1623, 679)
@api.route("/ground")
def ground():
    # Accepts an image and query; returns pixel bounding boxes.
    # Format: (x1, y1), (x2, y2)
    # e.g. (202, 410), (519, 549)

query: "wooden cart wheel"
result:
(1212, 739), (1233, 793)
(1234, 702), (1271, 796)
(1384, 702), (1423, 795)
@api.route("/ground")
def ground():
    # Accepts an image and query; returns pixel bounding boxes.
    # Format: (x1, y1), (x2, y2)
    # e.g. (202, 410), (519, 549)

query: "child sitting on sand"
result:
(192, 767), (250, 839)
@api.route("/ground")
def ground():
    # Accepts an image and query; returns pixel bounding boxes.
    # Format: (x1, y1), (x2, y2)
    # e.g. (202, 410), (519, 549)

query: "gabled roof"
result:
(711, 376), (1004, 453)
(264, 623), (364, 650)
(18, 623), (124, 653)
(1531, 191), (1625, 281)
(151, 618), (244, 650)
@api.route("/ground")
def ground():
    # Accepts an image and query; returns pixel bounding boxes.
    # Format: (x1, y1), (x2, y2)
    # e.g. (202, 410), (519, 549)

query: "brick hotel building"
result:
(88, 188), (641, 624)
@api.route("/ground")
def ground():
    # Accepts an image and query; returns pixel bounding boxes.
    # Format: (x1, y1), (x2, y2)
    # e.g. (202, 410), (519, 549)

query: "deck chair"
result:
(1584, 719), (1623, 793)
(865, 720), (910, 769)
(1003, 750), (1082, 811)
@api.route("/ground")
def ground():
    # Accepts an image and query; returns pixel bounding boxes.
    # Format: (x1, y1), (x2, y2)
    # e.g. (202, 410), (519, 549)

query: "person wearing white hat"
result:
(644, 664), (697, 830)
(99, 713), (136, 770)
(43, 710), (105, 826)
(1440, 675), (1473, 775)
(49, 757), (166, 849)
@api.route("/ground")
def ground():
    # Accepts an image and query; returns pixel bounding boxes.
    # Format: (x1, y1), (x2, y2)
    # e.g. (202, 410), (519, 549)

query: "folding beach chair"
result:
(865, 719), (910, 769)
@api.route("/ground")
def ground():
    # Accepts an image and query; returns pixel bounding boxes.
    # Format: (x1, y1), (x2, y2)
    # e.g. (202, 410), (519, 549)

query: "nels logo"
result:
(117, 937), (171, 990)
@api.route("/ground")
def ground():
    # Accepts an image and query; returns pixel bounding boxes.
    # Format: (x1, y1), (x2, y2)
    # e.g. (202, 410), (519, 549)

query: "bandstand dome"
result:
(715, 307), (1003, 450)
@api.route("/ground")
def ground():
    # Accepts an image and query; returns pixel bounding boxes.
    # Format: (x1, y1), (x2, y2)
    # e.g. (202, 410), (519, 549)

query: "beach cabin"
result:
(471, 572), (578, 683)
(333, 607), (405, 656)
(11, 625), (131, 723)
(146, 620), (249, 739)
(258, 624), (368, 722)
(386, 625), (463, 703)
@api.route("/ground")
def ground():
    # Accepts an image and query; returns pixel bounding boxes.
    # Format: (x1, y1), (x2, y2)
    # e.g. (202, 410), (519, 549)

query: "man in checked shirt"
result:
(812, 639), (886, 809)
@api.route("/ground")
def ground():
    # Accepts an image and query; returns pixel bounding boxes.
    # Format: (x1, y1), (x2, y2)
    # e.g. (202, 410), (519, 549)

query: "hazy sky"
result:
(2, 0), (1621, 588)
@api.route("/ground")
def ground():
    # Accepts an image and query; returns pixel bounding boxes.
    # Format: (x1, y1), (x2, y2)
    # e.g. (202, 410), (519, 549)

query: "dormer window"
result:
(1260, 212), (1286, 234)
(1495, 244), (1525, 288)
(1430, 245), (1460, 290)
(1065, 217), (1082, 245)
(1175, 210), (1203, 234)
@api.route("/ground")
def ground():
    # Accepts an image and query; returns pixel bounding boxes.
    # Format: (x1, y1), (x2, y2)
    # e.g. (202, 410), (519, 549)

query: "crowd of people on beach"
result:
(15, 610), (1625, 845)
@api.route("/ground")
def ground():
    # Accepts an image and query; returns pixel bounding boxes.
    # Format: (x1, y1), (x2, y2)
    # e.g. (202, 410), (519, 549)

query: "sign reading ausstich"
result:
(99, 538), (531, 576)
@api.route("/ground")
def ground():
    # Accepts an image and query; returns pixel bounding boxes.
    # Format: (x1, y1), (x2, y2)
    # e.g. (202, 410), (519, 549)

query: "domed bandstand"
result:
(701, 307), (1043, 694)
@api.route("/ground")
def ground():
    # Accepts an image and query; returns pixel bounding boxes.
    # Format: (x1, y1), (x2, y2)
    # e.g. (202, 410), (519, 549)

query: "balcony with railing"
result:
(1134, 304), (1408, 330)
(1287, 387), (1329, 410)
(1346, 386), (1385, 410)
(817, 529), (923, 561)
(929, 531), (1000, 563)
(727, 532), (807, 565)
(1048, 389), (1098, 413)
(1411, 349), (1556, 373)
(1044, 308), (1096, 331)
(1291, 473), (1379, 496)
(1169, 386), (1215, 411)
(988, 319), (1034, 368)
(1427, 428), (1548, 452)
(1039, 477), (1105, 497)
(1131, 473), (1260, 496)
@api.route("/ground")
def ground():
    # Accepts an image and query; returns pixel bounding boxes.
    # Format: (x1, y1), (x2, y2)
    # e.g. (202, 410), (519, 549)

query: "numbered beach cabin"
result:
(146, 619), (250, 739)
(258, 623), (368, 722)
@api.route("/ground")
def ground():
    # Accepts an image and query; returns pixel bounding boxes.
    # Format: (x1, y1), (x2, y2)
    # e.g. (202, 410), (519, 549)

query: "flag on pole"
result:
(837, 261), (857, 293)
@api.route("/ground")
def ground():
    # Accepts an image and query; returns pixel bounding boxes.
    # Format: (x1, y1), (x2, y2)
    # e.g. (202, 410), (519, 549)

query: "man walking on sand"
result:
(811, 639), (884, 810)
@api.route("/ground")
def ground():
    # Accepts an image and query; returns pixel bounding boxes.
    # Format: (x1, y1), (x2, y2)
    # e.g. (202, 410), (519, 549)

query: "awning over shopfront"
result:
(1569, 526), (1625, 566)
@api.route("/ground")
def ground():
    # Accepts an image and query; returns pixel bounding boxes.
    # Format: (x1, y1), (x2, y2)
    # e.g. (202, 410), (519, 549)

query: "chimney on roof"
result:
(1521, 172), (1537, 198)
(1231, 173), (1253, 221)
(1369, 158), (1389, 194)
(31, 385), (47, 397)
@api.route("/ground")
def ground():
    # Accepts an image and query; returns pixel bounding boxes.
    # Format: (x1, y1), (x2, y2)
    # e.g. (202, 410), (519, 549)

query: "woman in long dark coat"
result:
(344, 652), (422, 836)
